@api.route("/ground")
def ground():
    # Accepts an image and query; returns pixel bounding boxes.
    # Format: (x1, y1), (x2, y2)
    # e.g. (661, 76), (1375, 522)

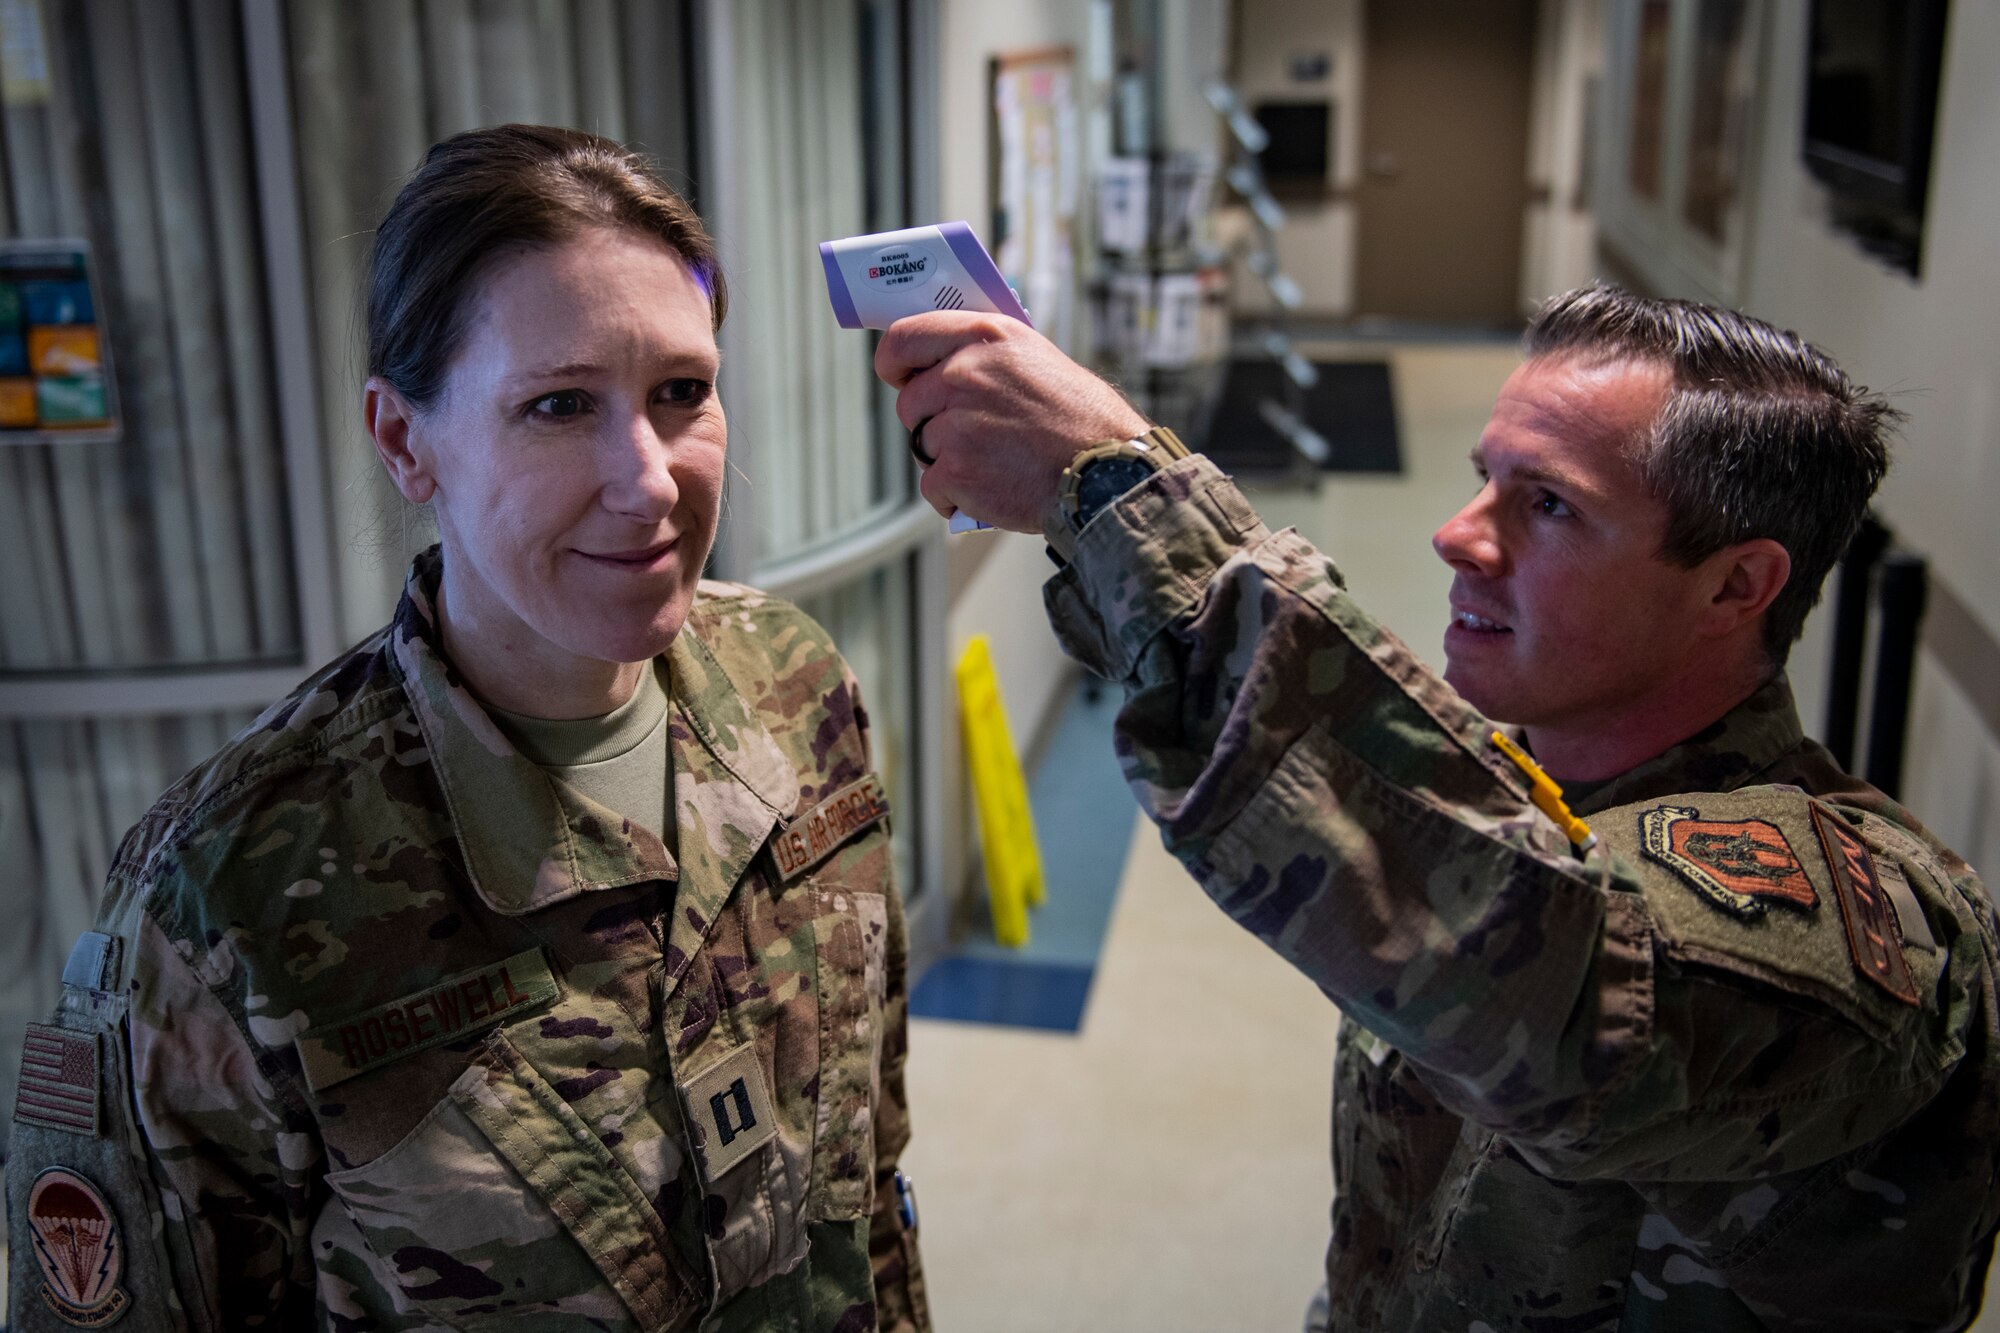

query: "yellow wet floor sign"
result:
(955, 635), (1045, 947)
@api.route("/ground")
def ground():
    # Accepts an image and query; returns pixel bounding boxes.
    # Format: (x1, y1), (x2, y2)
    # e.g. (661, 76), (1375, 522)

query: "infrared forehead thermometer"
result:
(819, 221), (1030, 331)
(820, 222), (1030, 533)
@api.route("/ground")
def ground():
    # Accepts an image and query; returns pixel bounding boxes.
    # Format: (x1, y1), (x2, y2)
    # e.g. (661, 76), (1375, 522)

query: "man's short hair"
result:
(1524, 286), (1896, 663)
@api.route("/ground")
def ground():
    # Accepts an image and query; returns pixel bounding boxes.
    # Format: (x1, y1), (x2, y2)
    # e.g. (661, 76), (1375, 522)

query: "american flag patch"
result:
(15, 1023), (99, 1136)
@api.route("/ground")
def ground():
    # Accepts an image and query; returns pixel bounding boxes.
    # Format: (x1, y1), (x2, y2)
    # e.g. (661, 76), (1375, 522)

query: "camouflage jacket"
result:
(6, 548), (928, 1331)
(1043, 456), (2000, 1331)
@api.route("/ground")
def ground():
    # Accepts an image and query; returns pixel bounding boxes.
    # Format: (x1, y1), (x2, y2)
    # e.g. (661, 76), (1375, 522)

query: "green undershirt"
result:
(489, 659), (675, 858)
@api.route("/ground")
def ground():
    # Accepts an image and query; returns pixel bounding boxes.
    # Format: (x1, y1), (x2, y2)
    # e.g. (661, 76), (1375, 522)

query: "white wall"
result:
(1731, 1), (2000, 879)
(932, 1), (1100, 901)
(937, 0), (1096, 245)
(1158, 0), (1234, 154)
(1229, 0), (1363, 317)
(934, 0), (1096, 746)
(945, 533), (1075, 765)
(1520, 0), (1607, 310)
(1229, 0), (1600, 321)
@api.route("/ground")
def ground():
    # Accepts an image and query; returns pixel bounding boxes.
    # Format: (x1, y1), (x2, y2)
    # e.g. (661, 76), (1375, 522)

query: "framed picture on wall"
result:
(0, 241), (121, 447)
(1599, 0), (1764, 302)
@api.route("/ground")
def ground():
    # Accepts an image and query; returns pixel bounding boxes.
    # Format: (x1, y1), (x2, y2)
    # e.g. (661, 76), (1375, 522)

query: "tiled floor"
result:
(901, 341), (1522, 1331)
(901, 819), (1343, 1332)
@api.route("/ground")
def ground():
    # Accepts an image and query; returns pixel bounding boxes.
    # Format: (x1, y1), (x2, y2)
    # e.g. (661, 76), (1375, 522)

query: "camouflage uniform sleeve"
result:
(1041, 455), (1975, 1181)
(845, 660), (930, 1331)
(7, 822), (316, 1331)
(123, 905), (317, 1326)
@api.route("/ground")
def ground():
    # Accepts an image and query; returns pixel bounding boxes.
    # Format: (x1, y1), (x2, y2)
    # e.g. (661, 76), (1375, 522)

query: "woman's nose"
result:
(1431, 489), (1505, 575)
(601, 413), (680, 521)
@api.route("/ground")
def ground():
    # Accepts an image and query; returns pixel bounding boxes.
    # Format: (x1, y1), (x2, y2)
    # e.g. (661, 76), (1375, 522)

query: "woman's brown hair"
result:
(366, 123), (726, 411)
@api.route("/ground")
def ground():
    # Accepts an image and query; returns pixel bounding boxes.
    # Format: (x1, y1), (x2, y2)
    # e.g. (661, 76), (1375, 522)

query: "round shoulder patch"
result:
(27, 1167), (130, 1326)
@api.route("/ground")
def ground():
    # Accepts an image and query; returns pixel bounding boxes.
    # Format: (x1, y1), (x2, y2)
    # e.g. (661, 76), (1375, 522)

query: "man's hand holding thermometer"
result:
(824, 222), (1149, 534)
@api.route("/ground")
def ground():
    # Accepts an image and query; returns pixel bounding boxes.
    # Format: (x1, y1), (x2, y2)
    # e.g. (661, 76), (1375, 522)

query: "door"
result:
(1354, 0), (1537, 324)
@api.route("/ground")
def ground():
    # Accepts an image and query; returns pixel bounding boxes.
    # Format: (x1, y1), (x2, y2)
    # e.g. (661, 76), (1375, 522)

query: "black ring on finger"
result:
(909, 416), (937, 467)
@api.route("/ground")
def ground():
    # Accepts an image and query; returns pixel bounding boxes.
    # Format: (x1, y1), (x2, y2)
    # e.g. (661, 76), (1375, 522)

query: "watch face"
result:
(1077, 457), (1156, 525)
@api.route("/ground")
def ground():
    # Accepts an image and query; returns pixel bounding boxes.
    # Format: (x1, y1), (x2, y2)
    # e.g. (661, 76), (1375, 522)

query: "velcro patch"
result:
(1810, 803), (1919, 1006)
(1641, 805), (1817, 917)
(772, 774), (889, 882)
(59, 932), (116, 991)
(681, 1043), (778, 1184)
(27, 1167), (130, 1325)
(16, 1024), (101, 1137)
(294, 949), (558, 1093)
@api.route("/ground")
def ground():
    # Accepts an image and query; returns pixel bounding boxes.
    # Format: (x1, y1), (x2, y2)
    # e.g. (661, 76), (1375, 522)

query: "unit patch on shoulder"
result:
(27, 1167), (130, 1326)
(16, 1024), (101, 1137)
(1810, 802), (1920, 1006)
(771, 774), (890, 882)
(1640, 804), (1818, 918)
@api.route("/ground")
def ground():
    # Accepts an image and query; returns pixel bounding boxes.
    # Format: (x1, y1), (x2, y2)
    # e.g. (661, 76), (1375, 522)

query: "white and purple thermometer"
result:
(819, 222), (1030, 532)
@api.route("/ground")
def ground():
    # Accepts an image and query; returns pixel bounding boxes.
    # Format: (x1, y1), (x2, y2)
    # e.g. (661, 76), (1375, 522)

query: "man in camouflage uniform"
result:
(6, 547), (927, 1329)
(881, 286), (2000, 1329)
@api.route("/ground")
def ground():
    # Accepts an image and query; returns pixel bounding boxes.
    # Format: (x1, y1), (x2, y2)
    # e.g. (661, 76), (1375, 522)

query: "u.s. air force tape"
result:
(771, 774), (890, 883)
(294, 949), (558, 1092)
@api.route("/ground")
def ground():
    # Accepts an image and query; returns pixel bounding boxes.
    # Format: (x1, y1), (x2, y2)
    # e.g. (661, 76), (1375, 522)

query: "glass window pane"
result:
(721, 0), (914, 569)
(0, 1), (298, 673)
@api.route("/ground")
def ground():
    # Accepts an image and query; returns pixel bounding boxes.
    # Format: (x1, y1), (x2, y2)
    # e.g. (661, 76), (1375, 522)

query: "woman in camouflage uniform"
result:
(7, 124), (927, 1331)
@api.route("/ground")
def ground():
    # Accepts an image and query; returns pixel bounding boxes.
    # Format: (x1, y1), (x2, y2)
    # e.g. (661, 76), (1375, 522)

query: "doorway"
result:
(1354, 0), (1537, 324)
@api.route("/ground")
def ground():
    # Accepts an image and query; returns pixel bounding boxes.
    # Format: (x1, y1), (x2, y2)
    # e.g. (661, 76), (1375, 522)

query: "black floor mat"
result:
(1204, 359), (1402, 474)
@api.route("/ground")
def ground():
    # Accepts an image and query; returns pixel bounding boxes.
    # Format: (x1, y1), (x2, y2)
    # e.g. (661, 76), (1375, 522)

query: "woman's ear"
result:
(365, 377), (437, 504)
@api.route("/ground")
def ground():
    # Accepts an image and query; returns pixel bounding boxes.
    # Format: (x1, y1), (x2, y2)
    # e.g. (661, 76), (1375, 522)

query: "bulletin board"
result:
(990, 46), (1079, 350)
(0, 240), (121, 445)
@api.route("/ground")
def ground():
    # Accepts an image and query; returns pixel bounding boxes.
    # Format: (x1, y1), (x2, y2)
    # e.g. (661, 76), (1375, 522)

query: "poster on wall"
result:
(0, 239), (121, 445)
(991, 46), (1079, 352)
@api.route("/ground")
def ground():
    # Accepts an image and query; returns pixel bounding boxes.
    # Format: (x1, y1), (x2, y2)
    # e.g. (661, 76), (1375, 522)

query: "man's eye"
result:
(530, 390), (588, 419)
(1535, 490), (1574, 518)
(662, 379), (712, 406)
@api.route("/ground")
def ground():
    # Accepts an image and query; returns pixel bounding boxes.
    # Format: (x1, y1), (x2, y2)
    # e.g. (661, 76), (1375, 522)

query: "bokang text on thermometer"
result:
(819, 222), (1031, 533)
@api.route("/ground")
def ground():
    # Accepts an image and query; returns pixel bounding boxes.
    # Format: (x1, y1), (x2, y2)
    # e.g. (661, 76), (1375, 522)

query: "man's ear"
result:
(1700, 537), (1791, 639)
(365, 378), (437, 504)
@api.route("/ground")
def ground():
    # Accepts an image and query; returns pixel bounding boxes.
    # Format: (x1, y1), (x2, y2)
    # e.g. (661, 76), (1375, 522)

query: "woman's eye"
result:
(529, 390), (588, 419)
(662, 379), (712, 406)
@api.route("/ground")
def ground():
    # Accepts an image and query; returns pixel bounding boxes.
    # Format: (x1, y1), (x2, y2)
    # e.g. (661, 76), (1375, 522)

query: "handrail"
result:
(0, 665), (305, 720)
(748, 498), (940, 603)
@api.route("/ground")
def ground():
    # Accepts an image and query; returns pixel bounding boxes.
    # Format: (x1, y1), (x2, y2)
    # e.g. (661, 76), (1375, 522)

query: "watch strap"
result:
(1059, 426), (1190, 532)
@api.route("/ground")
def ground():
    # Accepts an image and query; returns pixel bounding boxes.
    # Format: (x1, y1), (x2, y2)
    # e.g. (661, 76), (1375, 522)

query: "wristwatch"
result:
(1058, 426), (1191, 533)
